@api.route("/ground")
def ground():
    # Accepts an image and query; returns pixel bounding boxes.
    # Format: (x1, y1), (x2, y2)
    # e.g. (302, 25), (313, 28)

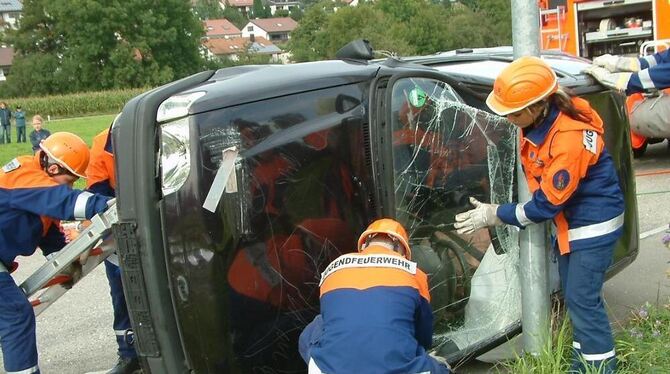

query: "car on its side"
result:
(111, 41), (638, 373)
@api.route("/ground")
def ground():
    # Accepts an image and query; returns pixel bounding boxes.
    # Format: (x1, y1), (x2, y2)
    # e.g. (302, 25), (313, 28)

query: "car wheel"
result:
(632, 142), (647, 158)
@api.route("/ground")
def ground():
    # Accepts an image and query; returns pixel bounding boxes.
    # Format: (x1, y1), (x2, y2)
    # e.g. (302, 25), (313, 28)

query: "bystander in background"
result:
(29, 115), (51, 153)
(14, 106), (26, 143)
(0, 102), (11, 144)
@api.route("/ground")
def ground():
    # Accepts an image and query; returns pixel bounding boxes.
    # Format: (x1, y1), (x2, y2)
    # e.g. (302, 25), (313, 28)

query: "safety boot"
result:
(107, 356), (141, 374)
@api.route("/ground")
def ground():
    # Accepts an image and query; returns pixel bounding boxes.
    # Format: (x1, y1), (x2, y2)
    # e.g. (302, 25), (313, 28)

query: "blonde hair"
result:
(32, 115), (43, 123)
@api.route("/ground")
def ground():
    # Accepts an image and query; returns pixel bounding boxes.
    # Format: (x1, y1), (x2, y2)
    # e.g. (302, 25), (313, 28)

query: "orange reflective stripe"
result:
(554, 213), (571, 255)
(320, 246), (431, 301)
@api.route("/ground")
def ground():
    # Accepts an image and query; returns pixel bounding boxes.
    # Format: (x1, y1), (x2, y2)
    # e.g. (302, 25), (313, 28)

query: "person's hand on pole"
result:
(583, 66), (631, 92)
(592, 53), (640, 72)
(454, 197), (502, 235)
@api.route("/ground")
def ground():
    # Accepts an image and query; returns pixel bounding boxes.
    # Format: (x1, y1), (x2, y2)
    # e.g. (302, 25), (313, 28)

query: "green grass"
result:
(0, 113), (115, 189)
(499, 300), (670, 373)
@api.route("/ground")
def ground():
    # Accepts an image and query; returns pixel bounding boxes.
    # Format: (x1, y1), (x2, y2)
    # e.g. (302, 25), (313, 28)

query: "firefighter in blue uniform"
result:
(0, 132), (111, 374)
(299, 219), (451, 374)
(585, 48), (670, 93)
(455, 57), (624, 373)
(85, 127), (140, 374)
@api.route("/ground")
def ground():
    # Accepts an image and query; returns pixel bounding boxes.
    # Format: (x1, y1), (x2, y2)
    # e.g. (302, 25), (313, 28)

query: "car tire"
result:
(632, 142), (647, 158)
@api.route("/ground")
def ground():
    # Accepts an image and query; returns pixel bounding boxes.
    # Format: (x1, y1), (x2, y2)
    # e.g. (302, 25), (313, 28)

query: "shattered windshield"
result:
(389, 77), (521, 359)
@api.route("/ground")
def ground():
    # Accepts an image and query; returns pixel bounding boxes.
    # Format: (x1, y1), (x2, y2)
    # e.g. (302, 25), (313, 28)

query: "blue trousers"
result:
(16, 126), (26, 143)
(0, 272), (40, 374)
(557, 245), (617, 373)
(104, 260), (136, 359)
(0, 125), (9, 144)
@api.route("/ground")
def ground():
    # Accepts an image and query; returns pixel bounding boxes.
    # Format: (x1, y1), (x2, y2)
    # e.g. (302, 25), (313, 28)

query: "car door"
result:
(373, 72), (523, 362)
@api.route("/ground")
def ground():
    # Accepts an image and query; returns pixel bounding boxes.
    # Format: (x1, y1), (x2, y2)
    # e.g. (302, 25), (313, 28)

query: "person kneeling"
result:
(299, 218), (451, 374)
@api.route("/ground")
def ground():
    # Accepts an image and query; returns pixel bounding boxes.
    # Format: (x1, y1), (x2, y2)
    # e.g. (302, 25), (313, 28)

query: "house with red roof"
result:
(241, 17), (298, 44)
(203, 18), (242, 39)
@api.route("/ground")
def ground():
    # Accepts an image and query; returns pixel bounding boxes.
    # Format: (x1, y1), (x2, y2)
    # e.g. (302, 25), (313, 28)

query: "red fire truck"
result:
(540, 0), (670, 156)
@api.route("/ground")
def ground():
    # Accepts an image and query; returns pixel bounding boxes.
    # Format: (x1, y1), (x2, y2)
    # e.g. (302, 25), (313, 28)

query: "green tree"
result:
(5, 0), (206, 96)
(289, 0), (513, 63)
(194, 0), (224, 20)
(289, 6), (304, 22)
(275, 9), (290, 17)
(251, 0), (270, 18)
(222, 1), (249, 29)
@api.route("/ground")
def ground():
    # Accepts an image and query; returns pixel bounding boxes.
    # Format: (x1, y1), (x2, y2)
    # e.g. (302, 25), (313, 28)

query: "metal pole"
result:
(511, 0), (551, 356)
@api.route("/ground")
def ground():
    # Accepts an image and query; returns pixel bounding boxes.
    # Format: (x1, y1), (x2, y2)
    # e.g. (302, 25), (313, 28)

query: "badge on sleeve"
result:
(553, 169), (570, 191)
(583, 130), (598, 154)
(2, 158), (20, 173)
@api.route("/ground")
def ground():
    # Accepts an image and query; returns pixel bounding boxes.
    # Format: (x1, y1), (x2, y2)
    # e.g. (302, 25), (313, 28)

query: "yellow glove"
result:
(454, 197), (502, 235)
(583, 66), (631, 92)
(592, 54), (640, 72)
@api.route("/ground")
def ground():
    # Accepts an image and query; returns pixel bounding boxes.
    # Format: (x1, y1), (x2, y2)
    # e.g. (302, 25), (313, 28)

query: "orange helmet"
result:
(40, 132), (91, 178)
(357, 218), (412, 259)
(486, 56), (558, 116)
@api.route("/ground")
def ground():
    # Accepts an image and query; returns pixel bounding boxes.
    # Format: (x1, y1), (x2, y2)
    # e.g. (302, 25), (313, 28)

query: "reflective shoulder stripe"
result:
(7, 365), (40, 374)
(74, 191), (93, 220)
(581, 349), (616, 362)
(515, 202), (534, 227)
(568, 213), (624, 242)
(638, 69), (656, 90)
(308, 358), (324, 374)
(319, 254), (417, 286)
(643, 54), (658, 68)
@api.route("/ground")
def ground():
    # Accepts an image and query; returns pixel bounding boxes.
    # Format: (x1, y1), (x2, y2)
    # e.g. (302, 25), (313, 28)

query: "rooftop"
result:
(249, 17), (298, 33)
(204, 19), (242, 37)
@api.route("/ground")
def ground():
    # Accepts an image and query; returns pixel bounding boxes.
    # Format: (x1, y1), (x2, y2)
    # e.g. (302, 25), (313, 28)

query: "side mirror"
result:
(335, 39), (374, 61)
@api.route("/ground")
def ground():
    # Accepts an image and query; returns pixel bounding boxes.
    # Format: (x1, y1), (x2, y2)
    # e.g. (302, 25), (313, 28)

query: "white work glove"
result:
(453, 197), (502, 235)
(583, 66), (631, 92)
(106, 197), (117, 208)
(592, 54), (640, 72)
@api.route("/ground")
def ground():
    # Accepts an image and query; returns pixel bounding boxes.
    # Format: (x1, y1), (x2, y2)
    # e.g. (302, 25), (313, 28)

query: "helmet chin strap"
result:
(40, 151), (73, 177)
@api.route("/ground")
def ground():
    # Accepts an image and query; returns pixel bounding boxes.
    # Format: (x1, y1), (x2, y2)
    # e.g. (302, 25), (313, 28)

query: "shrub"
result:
(0, 88), (148, 119)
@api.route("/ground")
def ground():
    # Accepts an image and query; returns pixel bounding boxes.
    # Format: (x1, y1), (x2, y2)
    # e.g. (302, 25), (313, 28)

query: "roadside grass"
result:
(0, 113), (115, 189)
(499, 300), (670, 373)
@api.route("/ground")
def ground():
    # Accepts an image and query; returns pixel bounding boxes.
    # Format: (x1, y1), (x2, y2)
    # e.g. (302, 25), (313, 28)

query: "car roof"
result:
(401, 46), (593, 83)
(187, 60), (381, 114)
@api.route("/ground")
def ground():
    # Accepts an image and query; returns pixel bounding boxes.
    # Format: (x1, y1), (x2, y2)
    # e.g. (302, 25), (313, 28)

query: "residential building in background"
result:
(267, 0), (301, 15)
(204, 18), (243, 39)
(0, 47), (14, 81)
(0, 0), (22, 30)
(220, 0), (253, 16)
(203, 35), (283, 62)
(242, 17), (298, 43)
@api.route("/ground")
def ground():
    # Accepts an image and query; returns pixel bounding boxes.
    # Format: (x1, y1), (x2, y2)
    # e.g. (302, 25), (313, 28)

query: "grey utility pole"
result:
(511, 0), (551, 356)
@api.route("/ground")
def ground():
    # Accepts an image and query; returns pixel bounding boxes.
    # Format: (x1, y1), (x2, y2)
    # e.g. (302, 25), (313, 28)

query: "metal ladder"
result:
(540, 6), (568, 51)
(19, 203), (119, 316)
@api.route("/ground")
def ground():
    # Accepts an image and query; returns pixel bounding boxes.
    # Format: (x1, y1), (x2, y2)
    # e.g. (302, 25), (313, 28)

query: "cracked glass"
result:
(389, 77), (521, 359)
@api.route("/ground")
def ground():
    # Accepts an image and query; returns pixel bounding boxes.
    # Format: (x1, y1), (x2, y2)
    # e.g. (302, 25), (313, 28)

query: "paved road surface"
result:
(2, 143), (670, 373)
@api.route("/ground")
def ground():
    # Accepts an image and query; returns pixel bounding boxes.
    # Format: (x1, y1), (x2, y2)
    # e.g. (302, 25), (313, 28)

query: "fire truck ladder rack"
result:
(19, 203), (119, 316)
(541, 6), (567, 51)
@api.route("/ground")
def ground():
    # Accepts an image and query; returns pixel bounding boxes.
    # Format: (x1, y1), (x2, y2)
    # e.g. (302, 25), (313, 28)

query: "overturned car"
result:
(112, 42), (638, 373)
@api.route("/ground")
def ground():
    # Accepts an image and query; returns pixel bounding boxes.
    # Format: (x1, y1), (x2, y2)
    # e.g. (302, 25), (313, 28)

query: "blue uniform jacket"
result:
(627, 49), (670, 94)
(0, 155), (110, 267)
(302, 245), (446, 374)
(497, 101), (625, 253)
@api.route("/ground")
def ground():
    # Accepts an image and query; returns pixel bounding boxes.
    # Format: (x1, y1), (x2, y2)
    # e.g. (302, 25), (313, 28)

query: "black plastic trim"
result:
(113, 70), (215, 374)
